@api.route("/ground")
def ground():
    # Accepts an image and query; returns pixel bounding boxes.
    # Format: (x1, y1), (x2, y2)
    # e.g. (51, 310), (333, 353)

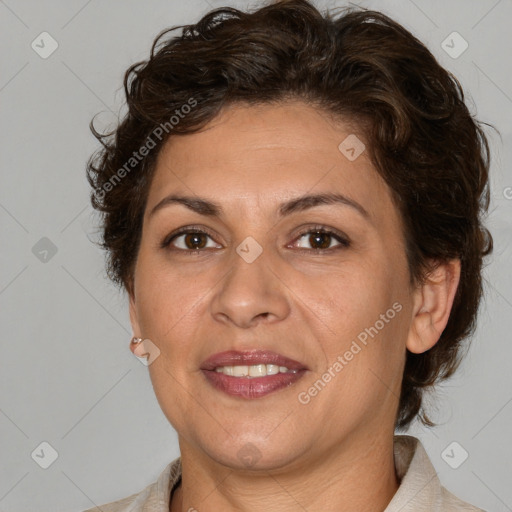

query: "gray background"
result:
(1, 0), (511, 511)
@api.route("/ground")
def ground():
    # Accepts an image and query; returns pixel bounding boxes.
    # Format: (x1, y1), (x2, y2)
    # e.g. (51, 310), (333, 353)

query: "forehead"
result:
(147, 101), (394, 222)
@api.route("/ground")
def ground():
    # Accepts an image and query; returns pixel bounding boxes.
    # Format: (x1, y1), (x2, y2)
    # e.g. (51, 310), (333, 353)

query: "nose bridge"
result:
(210, 237), (290, 328)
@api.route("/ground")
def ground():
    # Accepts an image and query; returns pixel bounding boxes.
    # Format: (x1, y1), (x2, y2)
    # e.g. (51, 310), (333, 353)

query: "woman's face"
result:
(129, 100), (417, 470)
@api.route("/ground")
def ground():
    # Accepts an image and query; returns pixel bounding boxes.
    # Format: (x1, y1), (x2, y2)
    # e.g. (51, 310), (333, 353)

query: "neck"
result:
(170, 430), (399, 512)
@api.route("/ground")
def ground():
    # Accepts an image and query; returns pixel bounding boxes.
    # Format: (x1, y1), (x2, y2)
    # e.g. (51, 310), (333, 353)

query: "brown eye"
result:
(162, 228), (221, 251)
(306, 232), (333, 249)
(294, 228), (350, 251)
(182, 232), (208, 250)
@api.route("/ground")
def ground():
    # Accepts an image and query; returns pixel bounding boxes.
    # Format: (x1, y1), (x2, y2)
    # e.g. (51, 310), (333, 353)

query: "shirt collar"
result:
(384, 434), (442, 511)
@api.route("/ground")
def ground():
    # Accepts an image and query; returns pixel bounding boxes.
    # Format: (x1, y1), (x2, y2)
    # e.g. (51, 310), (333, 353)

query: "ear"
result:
(407, 258), (461, 354)
(128, 288), (143, 356)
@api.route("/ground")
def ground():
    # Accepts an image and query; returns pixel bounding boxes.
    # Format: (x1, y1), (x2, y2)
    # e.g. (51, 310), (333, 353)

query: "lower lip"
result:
(201, 369), (306, 399)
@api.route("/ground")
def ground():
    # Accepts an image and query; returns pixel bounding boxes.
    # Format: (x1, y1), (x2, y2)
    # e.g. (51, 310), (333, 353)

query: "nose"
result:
(209, 248), (291, 329)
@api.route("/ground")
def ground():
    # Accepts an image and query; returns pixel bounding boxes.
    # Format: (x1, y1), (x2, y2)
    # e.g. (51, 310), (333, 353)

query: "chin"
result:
(199, 432), (308, 472)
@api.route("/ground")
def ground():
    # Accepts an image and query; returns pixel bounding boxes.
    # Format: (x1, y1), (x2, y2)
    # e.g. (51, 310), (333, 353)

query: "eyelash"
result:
(160, 224), (351, 254)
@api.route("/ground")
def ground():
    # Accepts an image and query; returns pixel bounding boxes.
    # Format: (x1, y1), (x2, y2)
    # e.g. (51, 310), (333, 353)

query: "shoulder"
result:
(80, 456), (182, 512)
(439, 486), (487, 511)
(387, 435), (486, 511)
(82, 492), (139, 512)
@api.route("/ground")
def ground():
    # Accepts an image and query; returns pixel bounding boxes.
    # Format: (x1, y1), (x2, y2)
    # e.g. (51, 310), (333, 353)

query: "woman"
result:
(85, 0), (492, 510)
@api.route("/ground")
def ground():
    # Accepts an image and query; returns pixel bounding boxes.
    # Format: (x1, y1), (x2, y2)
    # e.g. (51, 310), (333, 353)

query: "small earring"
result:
(131, 337), (143, 345)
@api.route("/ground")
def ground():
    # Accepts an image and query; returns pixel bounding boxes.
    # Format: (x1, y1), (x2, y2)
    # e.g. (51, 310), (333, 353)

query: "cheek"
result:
(133, 253), (203, 345)
(307, 263), (406, 382)
(306, 265), (393, 331)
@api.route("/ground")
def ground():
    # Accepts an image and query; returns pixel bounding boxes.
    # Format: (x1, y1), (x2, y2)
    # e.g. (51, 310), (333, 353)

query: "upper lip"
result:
(201, 350), (308, 371)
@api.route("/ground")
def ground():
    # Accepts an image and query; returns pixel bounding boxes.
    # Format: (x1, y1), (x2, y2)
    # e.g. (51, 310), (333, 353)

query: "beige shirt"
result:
(83, 435), (485, 511)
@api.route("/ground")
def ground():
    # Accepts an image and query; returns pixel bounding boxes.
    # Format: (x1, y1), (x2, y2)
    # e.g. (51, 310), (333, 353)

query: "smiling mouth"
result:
(200, 349), (308, 398)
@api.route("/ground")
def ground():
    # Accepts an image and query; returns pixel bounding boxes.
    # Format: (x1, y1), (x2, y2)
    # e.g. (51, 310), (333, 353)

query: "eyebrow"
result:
(148, 192), (370, 221)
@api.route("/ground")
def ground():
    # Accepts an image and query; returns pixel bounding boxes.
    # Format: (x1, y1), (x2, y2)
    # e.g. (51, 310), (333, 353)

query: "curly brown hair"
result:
(86, 0), (493, 430)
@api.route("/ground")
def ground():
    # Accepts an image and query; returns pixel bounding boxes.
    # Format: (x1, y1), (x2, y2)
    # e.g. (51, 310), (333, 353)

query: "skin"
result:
(128, 100), (461, 512)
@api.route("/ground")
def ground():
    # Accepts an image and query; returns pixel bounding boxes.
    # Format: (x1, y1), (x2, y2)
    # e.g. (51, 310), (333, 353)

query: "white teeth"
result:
(213, 364), (298, 377)
(266, 364), (279, 375)
(249, 364), (266, 377)
(232, 365), (249, 377)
